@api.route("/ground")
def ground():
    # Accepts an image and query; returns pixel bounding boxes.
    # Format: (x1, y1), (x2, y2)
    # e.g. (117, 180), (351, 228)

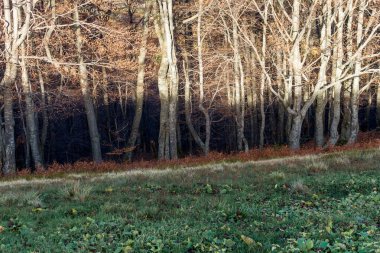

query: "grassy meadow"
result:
(0, 149), (380, 252)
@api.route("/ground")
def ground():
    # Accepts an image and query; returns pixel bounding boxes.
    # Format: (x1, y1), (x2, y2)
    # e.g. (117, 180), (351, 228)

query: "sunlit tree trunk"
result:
(101, 67), (112, 143)
(1, 0), (32, 174)
(126, 0), (151, 160)
(259, 3), (268, 149)
(248, 52), (258, 147)
(155, 0), (178, 159)
(347, 0), (365, 144)
(288, 0), (303, 150)
(74, 4), (102, 163)
(277, 51), (285, 144)
(232, 21), (248, 152)
(284, 58), (293, 142)
(20, 43), (44, 168)
(328, 0), (344, 146)
(196, 0), (211, 155)
(341, 0), (353, 141)
(183, 0), (211, 155)
(315, 0), (332, 148)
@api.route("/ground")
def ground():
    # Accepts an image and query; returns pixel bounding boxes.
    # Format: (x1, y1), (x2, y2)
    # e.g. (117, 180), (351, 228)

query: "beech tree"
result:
(154, 0), (179, 159)
(1, 0), (34, 173)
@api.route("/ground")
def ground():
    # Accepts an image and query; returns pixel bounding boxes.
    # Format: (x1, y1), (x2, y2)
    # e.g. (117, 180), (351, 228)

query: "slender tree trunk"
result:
(157, 55), (170, 159)
(197, 0), (211, 154)
(284, 59), (293, 142)
(16, 84), (31, 169)
(184, 58), (206, 153)
(328, 0), (344, 146)
(259, 3), (269, 149)
(277, 51), (285, 144)
(101, 67), (112, 143)
(341, 0), (353, 140)
(74, 4), (102, 163)
(247, 49), (258, 147)
(288, 0), (303, 150)
(315, 0), (332, 147)
(1, 66), (17, 174)
(232, 20), (248, 152)
(20, 43), (43, 168)
(126, 1), (151, 160)
(37, 68), (48, 160)
(1, 0), (17, 174)
(347, 0), (365, 144)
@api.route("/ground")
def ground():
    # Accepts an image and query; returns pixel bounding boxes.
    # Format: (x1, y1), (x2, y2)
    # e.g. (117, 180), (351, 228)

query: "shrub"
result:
(60, 180), (92, 201)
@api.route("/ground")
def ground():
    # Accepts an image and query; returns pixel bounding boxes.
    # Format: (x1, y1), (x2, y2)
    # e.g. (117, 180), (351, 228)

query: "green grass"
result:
(0, 149), (380, 252)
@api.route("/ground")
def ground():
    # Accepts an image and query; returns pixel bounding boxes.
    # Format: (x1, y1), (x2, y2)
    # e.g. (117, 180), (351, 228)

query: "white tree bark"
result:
(74, 4), (102, 163)
(347, 0), (365, 144)
(288, 0), (303, 150)
(328, 0), (344, 146)
(126, 0), (151, 160)
(20, 43), (44, 168)
(1, 0), (33, 174)
(155, 0), (179, 159)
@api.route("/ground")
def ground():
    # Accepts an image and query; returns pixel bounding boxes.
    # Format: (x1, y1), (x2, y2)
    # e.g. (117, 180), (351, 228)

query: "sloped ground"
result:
(0, 149), (379, 252)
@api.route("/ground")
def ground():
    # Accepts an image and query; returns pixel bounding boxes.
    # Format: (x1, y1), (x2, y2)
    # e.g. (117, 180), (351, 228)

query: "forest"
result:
(0, 0), (379, 174)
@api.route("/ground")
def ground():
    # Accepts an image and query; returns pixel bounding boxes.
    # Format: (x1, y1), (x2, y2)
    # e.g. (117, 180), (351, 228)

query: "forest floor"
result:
(0, 148), (380, 252)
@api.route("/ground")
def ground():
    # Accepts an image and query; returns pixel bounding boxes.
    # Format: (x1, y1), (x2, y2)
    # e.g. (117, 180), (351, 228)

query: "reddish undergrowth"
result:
(4, 131), (380, 180)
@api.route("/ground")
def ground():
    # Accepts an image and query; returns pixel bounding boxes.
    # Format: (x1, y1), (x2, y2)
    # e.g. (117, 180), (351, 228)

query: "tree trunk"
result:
(126, 1), (151, 160)
(197, 0), (211, 154)
(38, 67), (48, 161)
(16, 84), (30, 169)
(328, 0), (343, 146)
(1, 68), (17, 174)
(315, 0), (332, 147)
(154, 0), (178, 159)
(101, 67), (112, 143)
(74, 4), (102, 163)
(1, 0), (19, 174)
(20, 43), (44, 168)
(157, 54), (170, 159)
(288, 0), (303, 150)
(247, 49), (258, 147)
(289, 115), (303, 149)
(184, 58), (207, 154)
(347, 0), (365, 144)
(276, 51), (285, 144)
(341, 0), (354, 140)
(232, 20), (248, 152)
(315, 92), (327, 147)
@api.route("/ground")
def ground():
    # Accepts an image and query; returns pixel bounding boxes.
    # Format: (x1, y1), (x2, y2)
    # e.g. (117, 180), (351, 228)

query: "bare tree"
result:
(20, 42), (44, 168)
(154, 0), (179, 159)
(1, 0), (33, 174)
(126, 0), (152, 160)
(74, 3), (102, 163)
